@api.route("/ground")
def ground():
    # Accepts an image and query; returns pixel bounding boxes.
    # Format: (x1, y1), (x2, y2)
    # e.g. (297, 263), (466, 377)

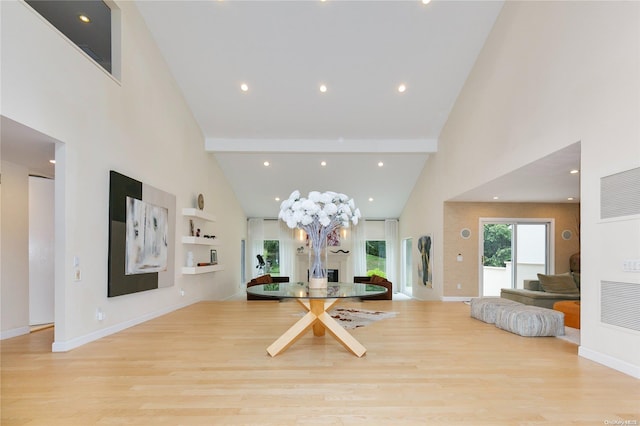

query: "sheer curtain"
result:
(351, 220), (367, 276)
(385, 219), (398, 291)
(278, 221), (296, 279)
(247, 218), (264, 278)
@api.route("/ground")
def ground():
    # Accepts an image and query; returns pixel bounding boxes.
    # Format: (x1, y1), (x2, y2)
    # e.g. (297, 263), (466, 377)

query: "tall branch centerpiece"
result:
(279, 190), (361, 288)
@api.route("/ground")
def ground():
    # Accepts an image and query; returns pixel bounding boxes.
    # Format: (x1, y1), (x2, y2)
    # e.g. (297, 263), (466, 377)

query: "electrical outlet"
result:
(457, 283), (462, 289)
(74, 268), (81, 281)
(96, 309), (105, 321)
(180, 289), (185, 296)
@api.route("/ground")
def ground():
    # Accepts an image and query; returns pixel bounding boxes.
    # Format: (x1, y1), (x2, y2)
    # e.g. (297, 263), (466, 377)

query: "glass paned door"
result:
(481, 220), (550, 296)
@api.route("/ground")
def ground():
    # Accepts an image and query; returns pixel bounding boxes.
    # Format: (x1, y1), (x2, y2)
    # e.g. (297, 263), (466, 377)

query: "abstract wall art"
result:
(417, 234), (433, 288)
(108, 171), (175, 297)
(125, 196), (169, 275)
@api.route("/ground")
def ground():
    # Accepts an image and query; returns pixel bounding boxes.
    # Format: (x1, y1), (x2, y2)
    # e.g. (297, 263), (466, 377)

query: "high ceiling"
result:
(134, 0), (505, 218)
(3, 1), (581, 219)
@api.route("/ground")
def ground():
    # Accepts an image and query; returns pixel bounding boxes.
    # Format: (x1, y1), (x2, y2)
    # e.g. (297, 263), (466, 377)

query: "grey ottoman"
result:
(494, 304), (565, 337)
(470, 297), (522, 324)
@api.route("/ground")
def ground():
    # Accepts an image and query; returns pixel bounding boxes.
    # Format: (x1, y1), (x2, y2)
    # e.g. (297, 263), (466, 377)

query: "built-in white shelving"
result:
(182, 208), (216, 222)
(181, 264), (225, 275)
(182, 207), (222, 274)
(181, 236), (221, 245)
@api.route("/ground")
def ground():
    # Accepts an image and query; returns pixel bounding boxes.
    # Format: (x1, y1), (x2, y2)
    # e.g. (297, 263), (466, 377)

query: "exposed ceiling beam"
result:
(205, 138), (438, 153)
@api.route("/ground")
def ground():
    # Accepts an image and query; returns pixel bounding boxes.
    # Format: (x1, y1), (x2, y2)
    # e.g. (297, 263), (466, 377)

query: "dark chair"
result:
(353, 275), (393, 300)
(246, 275), (290, 301)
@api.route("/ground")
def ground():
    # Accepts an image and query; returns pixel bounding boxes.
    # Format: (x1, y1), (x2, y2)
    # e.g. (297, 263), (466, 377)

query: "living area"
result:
(2, 2), (639, 423)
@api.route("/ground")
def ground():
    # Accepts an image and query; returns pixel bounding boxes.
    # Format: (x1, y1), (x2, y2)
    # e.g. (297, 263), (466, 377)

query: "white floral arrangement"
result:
(279, 190), (361, 280)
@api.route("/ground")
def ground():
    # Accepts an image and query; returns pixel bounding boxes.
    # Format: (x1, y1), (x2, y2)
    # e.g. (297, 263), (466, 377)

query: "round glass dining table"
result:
(246, 282), (388, 357)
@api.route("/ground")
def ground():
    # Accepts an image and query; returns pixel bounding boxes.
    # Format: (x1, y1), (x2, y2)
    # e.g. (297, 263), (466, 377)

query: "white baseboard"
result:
(578, 346), (640, 379)
(442, 296), (473, 302)
(51, 300), (195, 352)
(1, 326), (30, 340)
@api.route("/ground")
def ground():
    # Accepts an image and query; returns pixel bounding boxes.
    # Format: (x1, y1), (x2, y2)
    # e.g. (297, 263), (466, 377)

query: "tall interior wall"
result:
(0, 161), (30, 338)
(0, 0), (246, 350)
(401, 1), (639, 376)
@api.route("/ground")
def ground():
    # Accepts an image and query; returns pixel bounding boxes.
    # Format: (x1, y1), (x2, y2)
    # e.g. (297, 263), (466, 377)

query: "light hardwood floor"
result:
(2, 300), (639, 425)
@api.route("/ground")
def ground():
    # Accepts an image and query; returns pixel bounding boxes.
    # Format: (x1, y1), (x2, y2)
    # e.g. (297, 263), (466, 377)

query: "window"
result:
(263, 240), (280, 276)
(366, 240), (386, 277)
(26, 0), (114, 75)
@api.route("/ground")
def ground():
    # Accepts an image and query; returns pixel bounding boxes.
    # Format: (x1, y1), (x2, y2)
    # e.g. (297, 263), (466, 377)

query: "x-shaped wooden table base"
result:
(266, 298), (367, 357)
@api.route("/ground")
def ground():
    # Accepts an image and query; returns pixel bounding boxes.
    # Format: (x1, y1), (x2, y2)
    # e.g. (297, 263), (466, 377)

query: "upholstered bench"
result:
(494, 304), (565, 337)
(470, 297), (522, 324)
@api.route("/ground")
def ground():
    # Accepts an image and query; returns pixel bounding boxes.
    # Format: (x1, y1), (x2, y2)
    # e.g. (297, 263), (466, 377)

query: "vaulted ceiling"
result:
(134, 0), (506, 218)
(3, 1), (581, 219)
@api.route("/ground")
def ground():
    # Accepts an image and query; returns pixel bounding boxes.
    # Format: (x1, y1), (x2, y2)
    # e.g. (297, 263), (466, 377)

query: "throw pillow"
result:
(537, 273), (580, 295)
(572, 272), (581, 289)
(255, 274), (273, 284)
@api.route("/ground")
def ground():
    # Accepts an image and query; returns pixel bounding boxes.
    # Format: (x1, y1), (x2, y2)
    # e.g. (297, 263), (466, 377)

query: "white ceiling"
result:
(449, 142), (582, 204)
(134, 0), (506, 218)
(1, 116), (56, 179)
(2, 0), (581, 219)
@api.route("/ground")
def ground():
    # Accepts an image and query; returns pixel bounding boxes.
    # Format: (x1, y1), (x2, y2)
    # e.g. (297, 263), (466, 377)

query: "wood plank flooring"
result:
(2, 300), (639, 425)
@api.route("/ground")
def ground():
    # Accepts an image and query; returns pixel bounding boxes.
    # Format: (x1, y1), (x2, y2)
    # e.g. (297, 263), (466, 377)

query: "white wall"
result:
(0, 161), (30, 338)
(401, 2), (640, 376)
(0, 0), (246, 350)
(29, 176), (55, 325)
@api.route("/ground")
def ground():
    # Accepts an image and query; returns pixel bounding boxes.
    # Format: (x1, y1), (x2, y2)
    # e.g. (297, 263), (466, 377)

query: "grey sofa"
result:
(500, 277), (580, 309)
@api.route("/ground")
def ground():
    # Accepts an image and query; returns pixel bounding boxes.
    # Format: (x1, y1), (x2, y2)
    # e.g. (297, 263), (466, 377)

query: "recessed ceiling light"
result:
(421, 0), (431, 4)
(263, 161), (270, 167)
(369, 197), (374, 202)
(49, 159), (56, 164)
(319, 84), (327, 93)
(493, 196), (499, 200)
(570, 169), (579, 174)
(78, 14), (91, 23)
(378, 161), (384, 167)
(567, 197), (575, 201)
(397, 84), (407, 93)
(275, 197), (280, 202)
(240, 83), (249, 92)
(320, 161), (327, 166)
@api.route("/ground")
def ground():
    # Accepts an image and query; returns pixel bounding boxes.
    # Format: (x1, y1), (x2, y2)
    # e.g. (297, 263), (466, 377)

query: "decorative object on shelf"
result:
(331, 249), (350, 254)
(195, 228), (201, 237)
(186, 251), (194, 267)
(197, 193), (204, 210)
(189, 219), (195, 236)
(279, 190), (361, 289)
(210, 249), (218, 265)
(297, 246), (304, 254)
